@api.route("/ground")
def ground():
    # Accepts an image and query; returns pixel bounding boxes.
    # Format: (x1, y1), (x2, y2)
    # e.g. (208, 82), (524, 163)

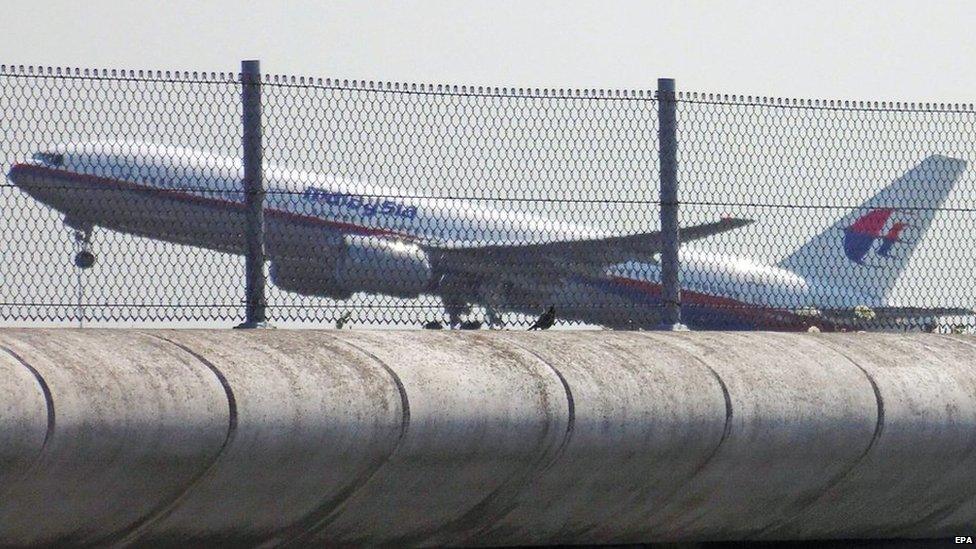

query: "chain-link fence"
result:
(2, 65), (974, 331)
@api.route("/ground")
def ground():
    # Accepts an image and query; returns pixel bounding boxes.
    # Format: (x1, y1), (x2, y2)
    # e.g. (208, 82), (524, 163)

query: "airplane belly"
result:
(506, 277), (664, 329)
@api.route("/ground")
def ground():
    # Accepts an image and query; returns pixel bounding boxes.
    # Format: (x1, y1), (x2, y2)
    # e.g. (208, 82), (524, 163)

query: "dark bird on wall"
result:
(335, 311), (352, 329)
(528, 306), (556, 331)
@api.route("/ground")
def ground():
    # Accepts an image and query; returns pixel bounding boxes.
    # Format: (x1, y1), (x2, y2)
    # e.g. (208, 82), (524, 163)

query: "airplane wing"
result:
(430, 217), (752, 276)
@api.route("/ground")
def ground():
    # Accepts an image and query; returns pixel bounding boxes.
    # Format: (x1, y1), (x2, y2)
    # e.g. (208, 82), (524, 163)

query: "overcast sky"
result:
(3, 0), (976, 103)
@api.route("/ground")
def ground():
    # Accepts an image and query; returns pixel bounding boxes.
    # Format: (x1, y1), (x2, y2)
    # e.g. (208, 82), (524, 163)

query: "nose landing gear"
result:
(72, 228), (96, 270)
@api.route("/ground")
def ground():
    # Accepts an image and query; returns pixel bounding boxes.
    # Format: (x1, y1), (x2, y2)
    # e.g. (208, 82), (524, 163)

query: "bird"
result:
(528, 306), (556, 331)
(423, 320), (443, 330)
(335, 311), (352, 329)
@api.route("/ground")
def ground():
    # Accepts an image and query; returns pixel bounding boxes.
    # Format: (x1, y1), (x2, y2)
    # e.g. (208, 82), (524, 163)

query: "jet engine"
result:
(334, 235), (433, 297)
(270, 235), (433, 299)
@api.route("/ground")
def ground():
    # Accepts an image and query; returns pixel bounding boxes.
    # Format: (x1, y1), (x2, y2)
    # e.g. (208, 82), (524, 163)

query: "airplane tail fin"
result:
(777, 155), (967, 304)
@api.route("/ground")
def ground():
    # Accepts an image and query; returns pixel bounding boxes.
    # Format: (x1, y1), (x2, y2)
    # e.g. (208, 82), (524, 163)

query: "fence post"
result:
(656, 78), (686, 330)
(236, 59), (270, 328)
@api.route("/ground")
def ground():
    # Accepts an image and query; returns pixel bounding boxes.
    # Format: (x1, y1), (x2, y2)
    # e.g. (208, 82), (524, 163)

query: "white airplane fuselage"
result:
(9, 142), (948, 330)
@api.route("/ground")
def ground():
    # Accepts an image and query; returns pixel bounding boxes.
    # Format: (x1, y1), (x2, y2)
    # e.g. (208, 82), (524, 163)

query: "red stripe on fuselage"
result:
(9, 163), (414, 240)
(608, 276), (743, 307)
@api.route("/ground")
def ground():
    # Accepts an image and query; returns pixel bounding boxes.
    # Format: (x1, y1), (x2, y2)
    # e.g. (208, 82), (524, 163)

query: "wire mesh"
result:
(1, 67), (974, 331)
(677, 93), (976, 332)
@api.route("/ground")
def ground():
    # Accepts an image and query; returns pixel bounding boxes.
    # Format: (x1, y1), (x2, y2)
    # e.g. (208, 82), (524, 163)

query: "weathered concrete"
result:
(0, 329), (974, 547)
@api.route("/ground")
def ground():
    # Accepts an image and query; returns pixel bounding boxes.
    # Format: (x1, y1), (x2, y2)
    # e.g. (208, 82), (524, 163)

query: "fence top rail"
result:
(0, 64), (657, 100)
(675, 90), (976, 113)
(4, 63), (976, 111)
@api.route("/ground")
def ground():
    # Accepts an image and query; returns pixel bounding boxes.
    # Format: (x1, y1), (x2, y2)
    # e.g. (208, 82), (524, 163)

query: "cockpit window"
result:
(32, 152), (64, 166)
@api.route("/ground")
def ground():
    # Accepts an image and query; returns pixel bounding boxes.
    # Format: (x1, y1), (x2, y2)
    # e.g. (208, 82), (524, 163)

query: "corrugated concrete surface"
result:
(0, 329), (974, 547)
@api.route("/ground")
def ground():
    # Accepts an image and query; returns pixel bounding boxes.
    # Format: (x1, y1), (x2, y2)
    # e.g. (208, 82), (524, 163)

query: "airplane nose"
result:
(7, 161), (38, 188)
(7, 162), (50, 200)
(6, 161), (74, 212)
(7, 162), (26, 185)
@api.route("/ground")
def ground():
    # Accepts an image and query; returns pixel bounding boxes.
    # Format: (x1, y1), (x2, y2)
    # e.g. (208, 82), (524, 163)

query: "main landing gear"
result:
(71, 225), (96, 270)
(478, 280), (512, 330)
(435, 274), (509, 330)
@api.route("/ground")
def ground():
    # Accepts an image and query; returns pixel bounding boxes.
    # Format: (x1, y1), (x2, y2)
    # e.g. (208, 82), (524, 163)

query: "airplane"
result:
(7, 141), (971, 331)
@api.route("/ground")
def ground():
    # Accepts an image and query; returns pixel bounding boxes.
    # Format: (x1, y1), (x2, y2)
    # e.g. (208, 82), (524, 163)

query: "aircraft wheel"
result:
(74, 250), (96, 270)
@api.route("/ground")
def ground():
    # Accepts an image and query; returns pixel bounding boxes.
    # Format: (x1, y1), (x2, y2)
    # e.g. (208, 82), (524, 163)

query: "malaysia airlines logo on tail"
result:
(780, 155), (965, 304)
(843, 208), (911, 264)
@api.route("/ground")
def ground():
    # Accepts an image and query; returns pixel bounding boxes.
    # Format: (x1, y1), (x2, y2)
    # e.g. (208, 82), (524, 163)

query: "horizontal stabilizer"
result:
(819, 305), (975, 322)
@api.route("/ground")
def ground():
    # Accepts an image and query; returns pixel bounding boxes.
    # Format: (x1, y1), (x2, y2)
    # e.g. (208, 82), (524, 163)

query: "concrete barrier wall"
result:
(0, 329), (974, 546)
